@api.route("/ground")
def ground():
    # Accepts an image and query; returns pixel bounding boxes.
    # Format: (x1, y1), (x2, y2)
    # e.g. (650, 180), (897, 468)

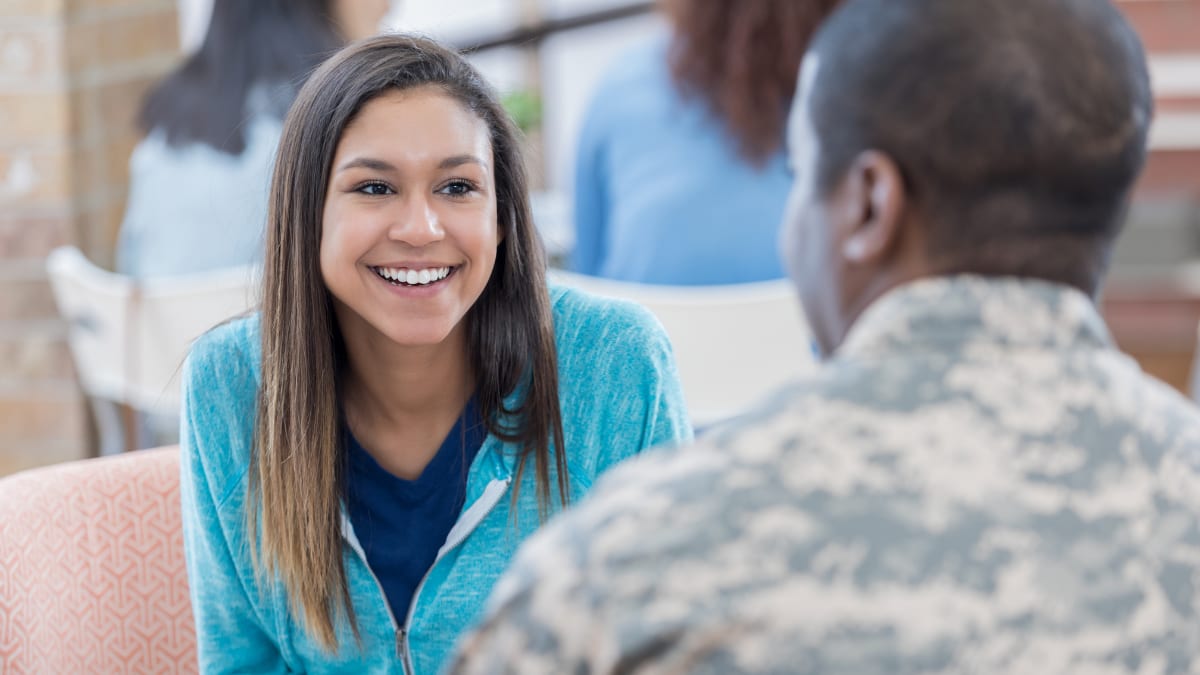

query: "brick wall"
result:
(1122, 0), (1200, 54)
(0, 0), (178, 475)
(1122, 0), (1200, 197)
(1107, 0), (1200, 393)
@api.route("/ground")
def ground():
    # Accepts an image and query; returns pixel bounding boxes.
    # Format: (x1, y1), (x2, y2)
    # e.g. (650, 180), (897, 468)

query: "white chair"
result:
(531, 190), (574, 264)
(550, 270), (817, 427)
(46, 246), (258, 453)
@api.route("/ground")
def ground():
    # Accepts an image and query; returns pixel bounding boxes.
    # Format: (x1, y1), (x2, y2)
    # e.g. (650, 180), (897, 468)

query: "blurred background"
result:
(0, 0), (1197, 475)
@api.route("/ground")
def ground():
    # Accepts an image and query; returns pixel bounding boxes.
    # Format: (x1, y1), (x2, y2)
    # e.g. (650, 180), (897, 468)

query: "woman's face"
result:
(332, 0), (392, 42)
(320, 86), (500, 352)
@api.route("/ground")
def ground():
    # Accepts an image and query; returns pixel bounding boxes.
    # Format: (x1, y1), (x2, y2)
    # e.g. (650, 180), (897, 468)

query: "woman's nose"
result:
(387, 194), (445, 247)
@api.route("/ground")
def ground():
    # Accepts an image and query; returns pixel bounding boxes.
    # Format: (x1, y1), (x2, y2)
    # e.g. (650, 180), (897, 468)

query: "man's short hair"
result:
(807, 0), (1153, 288)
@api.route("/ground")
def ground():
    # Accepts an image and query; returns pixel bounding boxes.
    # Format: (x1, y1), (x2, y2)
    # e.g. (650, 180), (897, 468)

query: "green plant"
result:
(502, 90), (543, 134)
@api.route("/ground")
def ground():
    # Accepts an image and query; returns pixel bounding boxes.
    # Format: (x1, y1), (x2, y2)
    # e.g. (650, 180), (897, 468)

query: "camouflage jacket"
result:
(448, 275), (1200, 675)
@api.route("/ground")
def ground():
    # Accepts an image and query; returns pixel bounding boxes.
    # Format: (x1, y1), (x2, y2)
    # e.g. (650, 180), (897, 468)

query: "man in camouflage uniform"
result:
(448, 0), (1200, 672)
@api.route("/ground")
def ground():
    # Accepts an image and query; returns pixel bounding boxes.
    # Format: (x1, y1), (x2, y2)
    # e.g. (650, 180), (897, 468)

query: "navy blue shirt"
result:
(345, 397), (486, 620)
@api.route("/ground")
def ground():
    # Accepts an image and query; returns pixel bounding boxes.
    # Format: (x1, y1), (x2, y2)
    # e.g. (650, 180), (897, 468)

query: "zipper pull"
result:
(399, 625), (418, 674)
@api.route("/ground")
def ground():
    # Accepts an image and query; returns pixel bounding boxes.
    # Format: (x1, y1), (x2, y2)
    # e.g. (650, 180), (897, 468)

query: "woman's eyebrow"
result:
(336, 155), (489, 172)
(338, 157), (396, 172)
(439, 154), (489, 171)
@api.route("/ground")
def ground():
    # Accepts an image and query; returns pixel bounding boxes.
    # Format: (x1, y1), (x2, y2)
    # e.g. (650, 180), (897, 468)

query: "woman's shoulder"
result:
(185, 313), (262, 402)
(181, 315), (261, 489)
(547, 282), (691, 481)
(589, 31), (674, 109)
(189, 311), (260, 363)
(548, 282), (674, 378)
(550, 282), (665, 337)
(132, 112), (281, 172)
(610, 32), (671, 80)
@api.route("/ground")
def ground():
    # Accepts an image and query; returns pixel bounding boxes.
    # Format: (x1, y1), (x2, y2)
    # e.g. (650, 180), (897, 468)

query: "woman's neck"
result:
(339, 323), (475, 479)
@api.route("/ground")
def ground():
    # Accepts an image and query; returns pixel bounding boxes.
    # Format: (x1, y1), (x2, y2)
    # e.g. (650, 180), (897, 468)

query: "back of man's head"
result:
(807, 0), (1153, 292)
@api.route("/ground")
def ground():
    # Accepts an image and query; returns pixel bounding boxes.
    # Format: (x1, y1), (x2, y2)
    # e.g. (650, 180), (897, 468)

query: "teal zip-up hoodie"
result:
(180, 285), (692, 674)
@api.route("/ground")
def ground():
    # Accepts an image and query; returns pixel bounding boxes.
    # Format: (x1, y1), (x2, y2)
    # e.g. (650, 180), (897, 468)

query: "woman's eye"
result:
(356, 182), (392, 196)
(439, 180), (476, 197)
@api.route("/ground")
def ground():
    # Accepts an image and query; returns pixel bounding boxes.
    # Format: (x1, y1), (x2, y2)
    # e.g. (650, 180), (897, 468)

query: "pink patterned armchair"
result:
(0, 447), (197, 673)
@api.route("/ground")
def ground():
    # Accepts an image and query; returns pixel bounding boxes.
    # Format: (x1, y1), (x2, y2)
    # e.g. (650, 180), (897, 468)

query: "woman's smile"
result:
(368, 264), (460, 296)
(371, 265), (455, 286)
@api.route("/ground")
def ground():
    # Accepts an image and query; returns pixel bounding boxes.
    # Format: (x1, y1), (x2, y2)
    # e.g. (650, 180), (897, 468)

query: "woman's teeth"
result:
(373, 266), (452, 286)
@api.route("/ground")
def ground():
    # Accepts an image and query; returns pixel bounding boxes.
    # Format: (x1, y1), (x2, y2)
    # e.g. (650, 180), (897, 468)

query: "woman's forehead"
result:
(334, 88), (492, 167)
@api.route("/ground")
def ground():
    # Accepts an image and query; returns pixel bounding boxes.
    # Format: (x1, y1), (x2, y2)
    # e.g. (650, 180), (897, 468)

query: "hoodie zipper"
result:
(341, 524), (404, 660)
(398, 476), (513, 675)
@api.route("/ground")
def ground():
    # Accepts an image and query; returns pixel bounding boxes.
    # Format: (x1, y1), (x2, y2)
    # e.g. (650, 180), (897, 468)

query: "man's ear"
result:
(838, 151), (908, 264)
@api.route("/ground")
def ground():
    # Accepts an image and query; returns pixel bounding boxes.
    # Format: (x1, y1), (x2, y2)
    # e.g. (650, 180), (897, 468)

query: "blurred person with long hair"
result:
(179, 34), (690, 674)
(116, 0), (391, 277)
(571, 0), (840, 285)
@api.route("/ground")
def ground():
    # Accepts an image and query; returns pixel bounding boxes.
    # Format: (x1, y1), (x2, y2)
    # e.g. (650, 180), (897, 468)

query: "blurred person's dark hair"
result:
(807, 0), (1153, 293)
(138, 0), (342, 155)
(662, 0), (842, 165)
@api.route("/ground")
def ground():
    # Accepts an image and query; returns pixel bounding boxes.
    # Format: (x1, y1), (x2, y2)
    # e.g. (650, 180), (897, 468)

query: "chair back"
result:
(550, 271), (816, 426)
(0, 447), (197, 673)
(46, 246), (257, 417)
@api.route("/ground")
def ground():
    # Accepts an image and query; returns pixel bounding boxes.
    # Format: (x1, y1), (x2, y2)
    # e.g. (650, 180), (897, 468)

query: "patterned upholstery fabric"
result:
(0, 447), (197, 674)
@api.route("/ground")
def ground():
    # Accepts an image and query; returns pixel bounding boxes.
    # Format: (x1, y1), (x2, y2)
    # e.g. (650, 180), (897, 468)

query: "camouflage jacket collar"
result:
(837, 275), (1114, 359)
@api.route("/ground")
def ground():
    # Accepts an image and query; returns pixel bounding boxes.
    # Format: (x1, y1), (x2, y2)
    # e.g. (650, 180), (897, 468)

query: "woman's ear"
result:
(838, 151), (908, 264)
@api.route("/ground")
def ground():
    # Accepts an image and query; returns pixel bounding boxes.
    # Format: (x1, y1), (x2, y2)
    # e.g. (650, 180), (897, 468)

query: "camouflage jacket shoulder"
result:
(450, 275), (1200, 675)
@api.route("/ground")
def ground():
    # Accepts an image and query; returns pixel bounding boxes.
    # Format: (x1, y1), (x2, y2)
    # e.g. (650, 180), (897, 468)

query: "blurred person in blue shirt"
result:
(116, 0), (391, 278)
(571, 0), (841, 285)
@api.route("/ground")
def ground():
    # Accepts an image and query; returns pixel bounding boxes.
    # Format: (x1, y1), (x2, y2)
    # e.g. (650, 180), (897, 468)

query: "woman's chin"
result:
(379, 323), (459, 349)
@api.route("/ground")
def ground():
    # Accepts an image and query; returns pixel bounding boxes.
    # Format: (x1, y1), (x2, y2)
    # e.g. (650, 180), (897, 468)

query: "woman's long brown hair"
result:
(662, 0), (841, 165)
(250, 34), (567, 651)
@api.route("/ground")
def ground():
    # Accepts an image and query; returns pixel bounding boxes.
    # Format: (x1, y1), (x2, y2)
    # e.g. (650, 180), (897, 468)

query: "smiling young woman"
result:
(178, 35), (691, 675)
